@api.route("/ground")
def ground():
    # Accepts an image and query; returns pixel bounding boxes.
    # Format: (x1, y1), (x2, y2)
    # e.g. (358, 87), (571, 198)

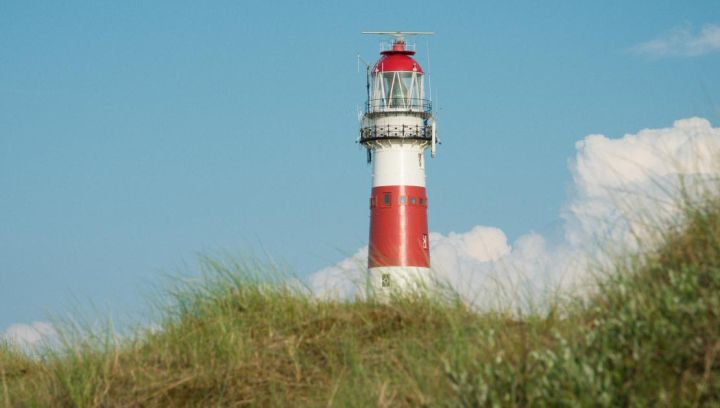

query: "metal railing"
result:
(365, 98), (432, 114)
(360, 124), (432, 143)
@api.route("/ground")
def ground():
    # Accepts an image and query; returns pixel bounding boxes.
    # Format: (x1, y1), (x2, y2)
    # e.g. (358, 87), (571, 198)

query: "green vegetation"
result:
(2, 197), (720, 407)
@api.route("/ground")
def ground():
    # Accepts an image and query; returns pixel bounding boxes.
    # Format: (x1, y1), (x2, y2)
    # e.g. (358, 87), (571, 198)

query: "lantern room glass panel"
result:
(370, 71), (424, 112)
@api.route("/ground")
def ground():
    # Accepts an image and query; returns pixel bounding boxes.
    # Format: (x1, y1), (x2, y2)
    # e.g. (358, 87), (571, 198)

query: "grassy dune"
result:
(2, 197), (720, 406)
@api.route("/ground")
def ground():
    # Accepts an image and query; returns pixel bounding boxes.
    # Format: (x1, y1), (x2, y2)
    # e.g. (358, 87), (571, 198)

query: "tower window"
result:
(422, 234), (428, 249)
(410, 197), (417, 205)
(399, 196), (406, 205)
(419, 198), (425, 206)
(382, 273), (390, 288)
(370, 197), (376, 208)
(383, 192), (391, 206)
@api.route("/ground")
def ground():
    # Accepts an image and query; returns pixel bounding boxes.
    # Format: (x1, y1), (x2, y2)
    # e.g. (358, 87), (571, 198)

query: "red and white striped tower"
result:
(359, 32), (437, 295)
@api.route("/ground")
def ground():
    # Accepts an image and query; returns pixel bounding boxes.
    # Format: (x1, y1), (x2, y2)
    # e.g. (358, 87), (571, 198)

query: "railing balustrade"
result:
(365, 98), (432, 113)
(360, 124), (433, 142)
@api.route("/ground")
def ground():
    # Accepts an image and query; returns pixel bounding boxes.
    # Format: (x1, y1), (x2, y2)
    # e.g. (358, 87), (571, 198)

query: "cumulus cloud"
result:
(632, 24), (720, 57)
(428, 230), (566, 310)
(566, 118), (720, 252)
(310, 246), (368, 299)
(2, 321), (57, 351)
(309, 117), (720, 309)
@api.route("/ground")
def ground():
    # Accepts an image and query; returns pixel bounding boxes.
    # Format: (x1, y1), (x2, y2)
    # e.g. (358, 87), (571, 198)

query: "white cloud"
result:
(309, 117), (720, 309)
(310, 246), (368, 299)
(632, 24), (720, 57)
(431, 226), (510, 264)
(2, 321), (57, 351)
(566, 118), (720, 253)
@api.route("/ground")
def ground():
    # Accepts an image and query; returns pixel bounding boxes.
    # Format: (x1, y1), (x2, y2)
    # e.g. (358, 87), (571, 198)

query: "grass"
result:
(1, 195), (720, 406)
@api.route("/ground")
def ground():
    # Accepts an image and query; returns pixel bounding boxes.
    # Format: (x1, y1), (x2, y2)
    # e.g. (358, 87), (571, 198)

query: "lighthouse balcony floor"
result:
(360, 124), (433, 143)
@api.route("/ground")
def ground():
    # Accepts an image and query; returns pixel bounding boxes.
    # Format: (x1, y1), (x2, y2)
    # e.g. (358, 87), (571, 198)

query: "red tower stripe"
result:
(369, 185), (429, 268)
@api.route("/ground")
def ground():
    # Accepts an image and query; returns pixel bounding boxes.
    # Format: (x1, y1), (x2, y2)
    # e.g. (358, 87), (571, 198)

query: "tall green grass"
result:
(1, 196), (719, 406)
(445, 196), (720, 406)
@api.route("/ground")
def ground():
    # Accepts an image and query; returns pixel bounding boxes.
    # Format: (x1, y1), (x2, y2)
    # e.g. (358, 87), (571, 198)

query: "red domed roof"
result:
(372, 41), (424, 74)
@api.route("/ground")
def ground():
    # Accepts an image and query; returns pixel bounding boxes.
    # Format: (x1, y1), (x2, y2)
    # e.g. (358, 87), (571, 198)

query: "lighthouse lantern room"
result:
(359, 31), (437, 296)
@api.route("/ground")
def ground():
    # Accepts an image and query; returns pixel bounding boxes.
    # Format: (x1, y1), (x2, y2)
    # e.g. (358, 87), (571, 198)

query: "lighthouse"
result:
(359, 32), (437, 295)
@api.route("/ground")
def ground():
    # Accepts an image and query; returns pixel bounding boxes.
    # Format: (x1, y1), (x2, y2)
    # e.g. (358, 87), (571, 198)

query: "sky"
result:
(2, 1), (720, 343)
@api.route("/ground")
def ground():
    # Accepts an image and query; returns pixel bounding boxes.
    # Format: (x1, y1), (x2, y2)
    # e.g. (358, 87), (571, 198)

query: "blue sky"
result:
(1, 1), (719, 330)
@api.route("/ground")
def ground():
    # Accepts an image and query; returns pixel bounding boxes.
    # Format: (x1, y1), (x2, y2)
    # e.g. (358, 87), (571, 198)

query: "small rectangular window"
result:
(410, 197), (417, 205)
(370, 197), (376, 208)
(383, 192), (391, 206)
(399, 196), (406, 205)
(419, 198), (425, 206)
(422, 234), (428, 249)
(381, 273), (390, 288)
